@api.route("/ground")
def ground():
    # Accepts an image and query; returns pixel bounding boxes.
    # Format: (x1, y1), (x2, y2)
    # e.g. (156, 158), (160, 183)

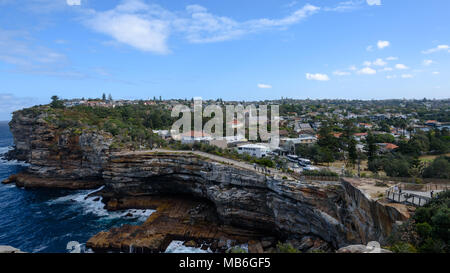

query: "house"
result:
(353, 132), (368, 142)
(63, 99), (86, 107)
(279, 130), (290, 138)
(378, 143), (399, 153)
(180, 131), (212, 144)
(281, 135), (317, 146)
(228, 119), (244, 129)
(236, 144), (271, 158)
(295, 123), (315, 134)
(358, 123), (373, 129)
(425, 120), (440, 127)
(153, 130), (171, 139)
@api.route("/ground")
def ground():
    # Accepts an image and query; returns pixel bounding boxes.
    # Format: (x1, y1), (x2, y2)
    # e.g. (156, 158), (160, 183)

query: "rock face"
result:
(87, 196), (267, 253)
(99, 152), (407, 249)
(337, 244), (392, 253)
(0, 245), (25, 253)
(6, 110), (408, 251)
(6, 108), (112, 182)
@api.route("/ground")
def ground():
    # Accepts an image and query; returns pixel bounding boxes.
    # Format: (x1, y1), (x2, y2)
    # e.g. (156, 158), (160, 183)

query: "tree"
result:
(423, 157), (450, 179)
(383, 158), (410, 177)
(366, 133), (377, 159)
(108, 94), (113, 102)
(348, 138), (358, 166)
(342, 120), (357, 166)
(102, 93), (106, 101)
(50, 95), (64, 109)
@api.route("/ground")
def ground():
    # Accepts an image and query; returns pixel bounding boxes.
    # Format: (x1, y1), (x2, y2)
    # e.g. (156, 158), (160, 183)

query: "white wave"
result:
(0, 146), (12, 155)
(0, 158), (30, 167)
(165, 240), (212, 253)
(48, 187), (154, 222)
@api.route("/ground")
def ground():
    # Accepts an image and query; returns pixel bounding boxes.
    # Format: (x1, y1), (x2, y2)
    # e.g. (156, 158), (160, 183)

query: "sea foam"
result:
(48, 186), (154, 222)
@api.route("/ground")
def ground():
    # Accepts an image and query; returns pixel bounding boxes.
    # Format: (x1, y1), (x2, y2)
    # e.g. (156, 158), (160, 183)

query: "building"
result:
(236, 144), (271, 158)
(295, 123), (315, 134)
(378, 143), (399, 153)
(180, 131), (212, 144)
(153, 130), (171, 140)
(425, 120), (440, 127)
(353, 132), (368, 142)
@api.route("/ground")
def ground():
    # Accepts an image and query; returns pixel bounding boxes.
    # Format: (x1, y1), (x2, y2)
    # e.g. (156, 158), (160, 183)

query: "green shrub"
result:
(303, 169), (339, 177)
(415, 222), (432, 238)
(418, 238), (446, 253)
(228, 247), (248, 253)
(276, 242), (301, 253)
(388, 242), (417, 253)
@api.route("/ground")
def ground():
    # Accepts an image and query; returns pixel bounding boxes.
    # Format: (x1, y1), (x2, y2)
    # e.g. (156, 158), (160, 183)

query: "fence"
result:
(396, 183), (450, 192)
(386, 189), (431, 206)
(290, 173), (340, 182)
(376, 176), (450, 185)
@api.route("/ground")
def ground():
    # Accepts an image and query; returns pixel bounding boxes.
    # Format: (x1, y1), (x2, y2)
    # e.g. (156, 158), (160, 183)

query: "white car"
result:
(303, 166), (319, 171)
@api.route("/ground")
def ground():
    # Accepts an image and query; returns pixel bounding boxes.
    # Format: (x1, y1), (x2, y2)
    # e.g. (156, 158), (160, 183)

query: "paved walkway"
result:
(386, 188), (443, 206)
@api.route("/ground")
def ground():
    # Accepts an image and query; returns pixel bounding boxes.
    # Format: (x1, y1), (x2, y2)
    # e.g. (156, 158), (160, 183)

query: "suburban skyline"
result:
(0, 0), (449, 120)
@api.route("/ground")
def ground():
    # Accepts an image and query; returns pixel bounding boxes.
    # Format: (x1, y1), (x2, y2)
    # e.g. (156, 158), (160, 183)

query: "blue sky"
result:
(0, 0), (449, 120)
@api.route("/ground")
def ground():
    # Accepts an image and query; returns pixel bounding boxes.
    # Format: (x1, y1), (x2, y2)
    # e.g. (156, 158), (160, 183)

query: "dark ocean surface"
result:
(0, 121), (154, 253)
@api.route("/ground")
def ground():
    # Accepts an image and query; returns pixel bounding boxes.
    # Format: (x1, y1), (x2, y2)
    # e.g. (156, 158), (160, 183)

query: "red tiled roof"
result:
(384, 143), (399, 150)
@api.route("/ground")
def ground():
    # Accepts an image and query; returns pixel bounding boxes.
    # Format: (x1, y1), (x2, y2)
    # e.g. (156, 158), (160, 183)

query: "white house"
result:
(237, 144), (271, 158)
(180, 131), (212, 144)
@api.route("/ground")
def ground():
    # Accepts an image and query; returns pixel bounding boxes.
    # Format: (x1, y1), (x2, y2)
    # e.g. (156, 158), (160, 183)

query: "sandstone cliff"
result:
(6, 107), (113, 181)
(96, 151), (407, 249)
(5, 109), (408, 251)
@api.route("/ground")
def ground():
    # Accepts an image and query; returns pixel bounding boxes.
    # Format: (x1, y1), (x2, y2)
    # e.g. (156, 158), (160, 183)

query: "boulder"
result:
(0, 246), (25, 253)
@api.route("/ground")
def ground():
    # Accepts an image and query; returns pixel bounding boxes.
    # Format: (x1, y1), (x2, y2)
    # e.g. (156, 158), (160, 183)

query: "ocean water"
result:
(0, 121), (154, 253)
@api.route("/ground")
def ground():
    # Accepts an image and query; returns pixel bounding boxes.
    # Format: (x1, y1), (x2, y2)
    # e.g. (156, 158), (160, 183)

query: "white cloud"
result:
(325, 1), (364, 12)
(84, 1), (171, 54)
(333, 70), (351, 76)
(0, 28), (72, 74)
(395, 64), (409, 70)
(373, 58), (387, 66)
(422, 45), (450, 54)
(177, 4), (320, 43)
(386, 75), (396, 79)
(363, 61), (372, 66)
(349, 65), (357, 71)
(83, 1), (320, 52)
(257, 83), (272, 89)
(423, 59), (434, 66)
(386, 56), (398, 61)
(381, 67), (393, 72)
(432, 71), (440, 75)
(377, 40), (390, 49)
(366, 45), (373, 52)
(0, 93), (43, 120)
(66, 0), (81, 6)
(367, 0), (381, 6)
(357, 67), (377, 75)
(401, 74), (413, 79)
(306, 73), (330, 81)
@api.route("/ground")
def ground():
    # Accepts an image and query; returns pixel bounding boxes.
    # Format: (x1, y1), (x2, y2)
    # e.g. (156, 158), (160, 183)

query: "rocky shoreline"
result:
(2, 110), (409, 253)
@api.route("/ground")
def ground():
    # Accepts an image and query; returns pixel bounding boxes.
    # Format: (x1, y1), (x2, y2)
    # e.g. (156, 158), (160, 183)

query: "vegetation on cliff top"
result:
(15, 97), (175, 149)
(388, 190), (450, 253)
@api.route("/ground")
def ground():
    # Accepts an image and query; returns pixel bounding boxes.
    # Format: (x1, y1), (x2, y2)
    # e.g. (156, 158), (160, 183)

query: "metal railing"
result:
(386, 189), (431, 206)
